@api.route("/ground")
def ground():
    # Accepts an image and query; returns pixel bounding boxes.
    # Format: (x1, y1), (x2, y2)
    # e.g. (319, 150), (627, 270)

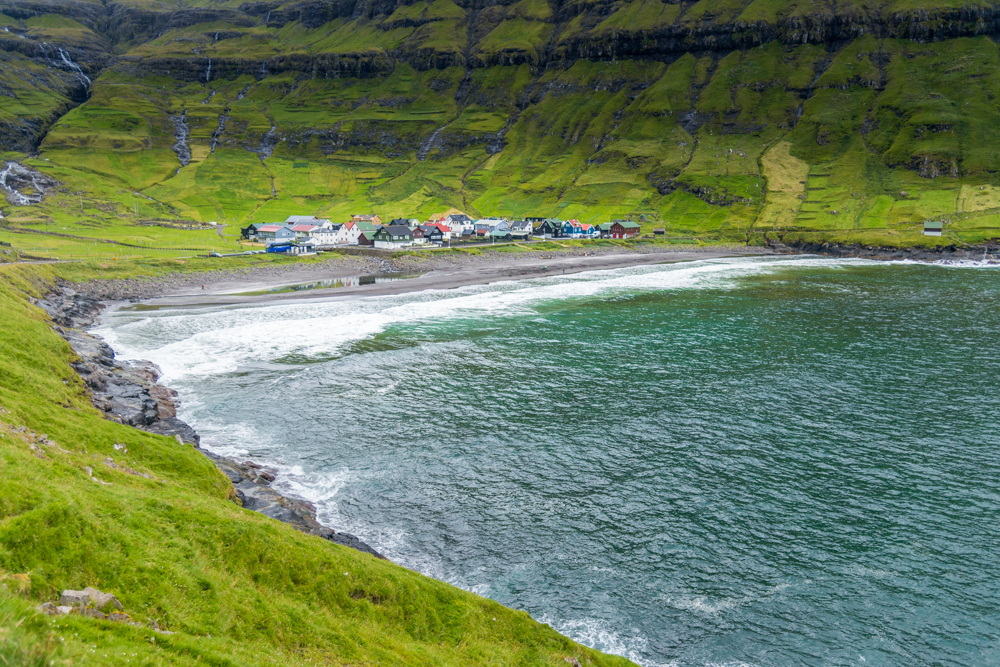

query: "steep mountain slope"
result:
(4, 0), (1000, 247)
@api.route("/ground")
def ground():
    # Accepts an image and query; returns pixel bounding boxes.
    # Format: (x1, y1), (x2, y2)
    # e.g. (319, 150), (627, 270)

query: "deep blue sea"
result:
(98, 256), (1000, 666)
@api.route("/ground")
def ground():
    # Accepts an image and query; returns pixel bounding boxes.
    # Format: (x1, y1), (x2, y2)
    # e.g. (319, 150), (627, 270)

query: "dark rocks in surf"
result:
(37, 285), (384, 559)
(204, 452), (382, 557)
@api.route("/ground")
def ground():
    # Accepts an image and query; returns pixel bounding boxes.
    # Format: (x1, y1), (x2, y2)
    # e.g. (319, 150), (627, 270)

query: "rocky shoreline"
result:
(770, 239), (1000, 261)
(37, 285), (384, 559)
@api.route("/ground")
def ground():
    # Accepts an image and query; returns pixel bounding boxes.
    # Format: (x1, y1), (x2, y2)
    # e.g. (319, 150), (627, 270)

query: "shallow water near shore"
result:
(230, 271), (424, 296)
(97, 256), (1000, 666)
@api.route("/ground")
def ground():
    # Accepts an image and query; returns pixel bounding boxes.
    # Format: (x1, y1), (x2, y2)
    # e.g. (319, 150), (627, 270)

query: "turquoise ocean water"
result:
(98, 257), (1000, 666)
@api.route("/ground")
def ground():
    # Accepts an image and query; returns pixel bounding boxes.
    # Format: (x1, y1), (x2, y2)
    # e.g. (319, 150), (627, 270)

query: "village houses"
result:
(241, 210), (647, 253)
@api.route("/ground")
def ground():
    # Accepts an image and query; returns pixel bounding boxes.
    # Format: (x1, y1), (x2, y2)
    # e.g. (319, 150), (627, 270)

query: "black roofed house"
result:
(536, 218), (564, 238)
(509, 220), (532, 239)
(420, 224), (444, 244)
(373, 225), (414, 249)
(444, 213), (473, 235)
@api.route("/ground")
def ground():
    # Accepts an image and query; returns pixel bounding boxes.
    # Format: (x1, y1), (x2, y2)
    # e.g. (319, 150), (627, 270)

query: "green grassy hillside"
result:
(0, 259), (633, 666)
(4, 0), (1000, 258)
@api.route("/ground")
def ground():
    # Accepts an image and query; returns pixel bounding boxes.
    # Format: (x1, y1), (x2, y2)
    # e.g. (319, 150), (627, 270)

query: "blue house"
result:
(561, 220), (580, 237)
(274, 226), (296, 242)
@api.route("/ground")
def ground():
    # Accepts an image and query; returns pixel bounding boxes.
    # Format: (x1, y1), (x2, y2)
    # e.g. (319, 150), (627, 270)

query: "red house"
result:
(609, 220), (641, 239)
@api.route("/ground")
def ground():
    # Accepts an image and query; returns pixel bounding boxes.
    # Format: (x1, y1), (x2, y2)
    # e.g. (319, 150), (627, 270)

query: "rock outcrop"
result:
(37, 285), (384, 559)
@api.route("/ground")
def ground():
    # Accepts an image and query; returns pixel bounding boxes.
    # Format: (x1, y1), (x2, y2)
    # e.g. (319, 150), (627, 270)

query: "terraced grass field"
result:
(4, 0), (1000, 254)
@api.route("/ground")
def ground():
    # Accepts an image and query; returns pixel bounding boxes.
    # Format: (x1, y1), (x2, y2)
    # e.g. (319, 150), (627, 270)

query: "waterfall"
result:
(202, 90), (216, 104)
(56, 47), (91, 86)
(0, 163), (35, 205)
(170, 110), (191, 170)
(204, 59), (212, 83)
(0, 161), (54, 205)
(214, 31), (219, 41)
(417, 123), (450, 161)
(258, 61), (268, 79)
(237, 84), (252, 100)
(265, 10), (271, 25)
(256, 124), (278, 161)
(211, 110), (229, 154)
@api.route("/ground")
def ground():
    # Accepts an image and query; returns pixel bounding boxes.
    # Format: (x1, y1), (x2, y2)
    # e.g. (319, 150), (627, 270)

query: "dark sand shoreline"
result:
(134, 246), (778, 309)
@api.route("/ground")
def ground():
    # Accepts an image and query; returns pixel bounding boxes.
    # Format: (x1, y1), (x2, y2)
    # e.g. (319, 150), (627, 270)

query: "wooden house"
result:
(420, 225), (445, 244)
(373, 225), (414, 249)
(352, 214), (383, 226)
(535, 219), (563, 238)
(609, 220), (641, 239)
(509, 220), (533, 239)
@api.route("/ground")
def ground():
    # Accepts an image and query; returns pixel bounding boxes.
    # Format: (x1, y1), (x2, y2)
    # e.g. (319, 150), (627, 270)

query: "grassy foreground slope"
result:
(0, 260), (631, 666)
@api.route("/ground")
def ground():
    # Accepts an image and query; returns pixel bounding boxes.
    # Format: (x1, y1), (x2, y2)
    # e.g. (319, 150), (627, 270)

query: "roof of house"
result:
(352, 214), (380, 221)
(389, 218), (410, 226)
(285, 215), (319, 223)
(298, 237), (318, 244)
(924, 220), (944, 229)
(382, 225), (413, 236)
(290, 224), (318, 232)
(613, 220), (642, 228)
(257, 225), (283, 232)
(355, 221), (380, 232)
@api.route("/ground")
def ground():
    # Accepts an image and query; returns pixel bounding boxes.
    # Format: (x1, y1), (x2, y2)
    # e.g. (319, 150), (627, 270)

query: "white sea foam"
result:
(540, 616), (677, 667)
(270, 465), (352, 526)
(886, 258), (1000, 269)
(97, 256), (871, 384)
(660, 582), (792, 617)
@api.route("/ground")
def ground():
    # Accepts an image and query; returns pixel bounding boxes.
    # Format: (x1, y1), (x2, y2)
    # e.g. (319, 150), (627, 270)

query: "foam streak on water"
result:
(97, 256), (1000, 666)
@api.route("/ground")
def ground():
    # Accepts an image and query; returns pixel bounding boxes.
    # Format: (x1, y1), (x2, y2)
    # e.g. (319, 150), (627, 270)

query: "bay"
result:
(98, 256), (1000, 666)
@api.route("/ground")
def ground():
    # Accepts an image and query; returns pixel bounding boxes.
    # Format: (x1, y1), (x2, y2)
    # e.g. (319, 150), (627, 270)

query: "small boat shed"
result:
(923, 220), (943, 236)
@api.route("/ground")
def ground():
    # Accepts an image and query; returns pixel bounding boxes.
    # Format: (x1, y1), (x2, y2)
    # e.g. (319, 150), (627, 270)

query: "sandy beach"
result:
(130, 246), (778, 308)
